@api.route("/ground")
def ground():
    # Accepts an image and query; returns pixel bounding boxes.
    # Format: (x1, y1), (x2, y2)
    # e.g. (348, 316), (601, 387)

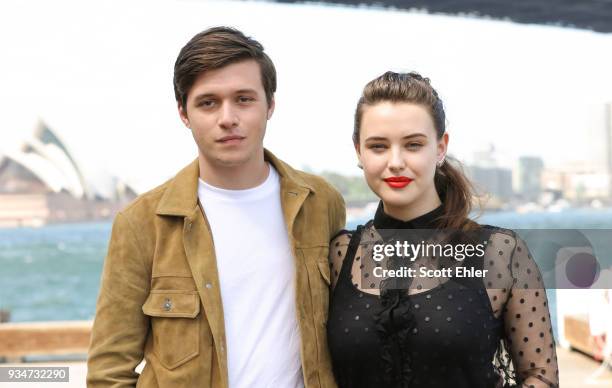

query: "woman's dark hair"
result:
(354, 71), (478, 229)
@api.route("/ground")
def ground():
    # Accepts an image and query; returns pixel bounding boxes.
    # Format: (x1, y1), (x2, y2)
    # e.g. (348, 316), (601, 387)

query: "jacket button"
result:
(163, 298), (172, 311)
(205, 282), (212, 289)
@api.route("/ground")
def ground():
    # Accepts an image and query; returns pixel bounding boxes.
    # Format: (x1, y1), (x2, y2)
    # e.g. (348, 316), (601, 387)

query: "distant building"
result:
(466, 165), (513, 201)
(544, 161), (611, 202)
(0, 120), (136, 227)
(467, 144), (514, 204)
(606, 102), (612, 198)
(565, 172), (610, 201)
(514, 156), (544, 202)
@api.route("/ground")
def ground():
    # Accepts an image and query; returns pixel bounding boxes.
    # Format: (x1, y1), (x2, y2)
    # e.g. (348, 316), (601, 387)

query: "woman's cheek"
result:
(364, 171), (383, 197)
(409, 157), (434, 179)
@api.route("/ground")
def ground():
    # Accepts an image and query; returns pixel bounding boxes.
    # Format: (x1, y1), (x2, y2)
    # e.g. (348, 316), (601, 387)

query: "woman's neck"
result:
(382, 191), (442, 222)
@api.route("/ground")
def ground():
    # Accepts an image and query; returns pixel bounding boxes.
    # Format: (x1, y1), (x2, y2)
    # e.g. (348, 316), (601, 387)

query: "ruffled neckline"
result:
(368, 202), (444, 387)
(373, 201), (444, 230)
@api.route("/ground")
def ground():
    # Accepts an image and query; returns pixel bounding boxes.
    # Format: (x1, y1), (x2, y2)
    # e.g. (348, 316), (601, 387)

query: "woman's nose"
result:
(388, 147), (406, 172)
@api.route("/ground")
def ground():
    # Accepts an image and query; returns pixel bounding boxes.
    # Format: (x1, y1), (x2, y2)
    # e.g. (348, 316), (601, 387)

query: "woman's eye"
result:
(406, 142), (423, 150)
(369, 144), (387, 151)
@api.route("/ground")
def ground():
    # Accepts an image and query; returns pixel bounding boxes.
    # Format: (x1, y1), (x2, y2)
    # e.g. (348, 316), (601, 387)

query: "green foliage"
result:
(319, 171), (378, 205)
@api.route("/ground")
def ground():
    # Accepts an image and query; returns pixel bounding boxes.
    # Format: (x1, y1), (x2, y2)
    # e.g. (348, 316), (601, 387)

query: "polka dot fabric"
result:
(327, 204), (559, 388)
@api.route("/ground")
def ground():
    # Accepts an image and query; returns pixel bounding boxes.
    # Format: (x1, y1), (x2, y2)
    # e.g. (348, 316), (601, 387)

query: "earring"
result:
(437, 158), (445, 167)
(357, 162), (363, 170)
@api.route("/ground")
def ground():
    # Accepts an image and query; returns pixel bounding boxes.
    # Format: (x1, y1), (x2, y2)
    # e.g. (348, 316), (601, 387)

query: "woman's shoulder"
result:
(476, 223), (522, 246)
(328, 221), (374, 266)
(330, 229), (353, 251)
(330, 220), (375, 244)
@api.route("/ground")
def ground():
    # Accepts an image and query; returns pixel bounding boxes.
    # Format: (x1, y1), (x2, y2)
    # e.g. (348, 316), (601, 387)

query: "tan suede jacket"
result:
(87, 149), (345, 388)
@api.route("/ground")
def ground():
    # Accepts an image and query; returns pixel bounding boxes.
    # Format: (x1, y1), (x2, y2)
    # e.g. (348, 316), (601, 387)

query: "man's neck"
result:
(198, 153), (270, 190)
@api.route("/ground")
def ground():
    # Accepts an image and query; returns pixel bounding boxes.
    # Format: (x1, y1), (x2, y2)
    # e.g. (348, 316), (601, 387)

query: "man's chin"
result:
(211, 153), (253, 168)
(201, 147), (262, 169)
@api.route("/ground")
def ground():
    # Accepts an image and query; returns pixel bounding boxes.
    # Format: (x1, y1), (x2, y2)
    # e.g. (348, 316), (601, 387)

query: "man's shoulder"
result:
(118, 177), (173, 219)
(290, 167), (342, 200)
(275, 158), (335, 192)
(296, 169), (333, 190)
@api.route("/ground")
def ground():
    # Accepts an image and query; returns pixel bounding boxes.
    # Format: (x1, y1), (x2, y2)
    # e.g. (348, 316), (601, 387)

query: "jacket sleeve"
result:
(329, 186), (346, 238)
(87, 212), (151, 387)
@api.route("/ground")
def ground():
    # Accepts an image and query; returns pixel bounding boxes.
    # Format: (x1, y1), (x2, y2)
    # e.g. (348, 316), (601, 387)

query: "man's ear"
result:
(178, 102), (190, 128)
(266, 97), (275, 120)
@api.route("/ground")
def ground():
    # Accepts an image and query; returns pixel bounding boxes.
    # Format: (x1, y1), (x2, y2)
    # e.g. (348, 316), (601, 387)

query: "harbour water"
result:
(0, 222), (110, 322)
(1, 207), (611, 324)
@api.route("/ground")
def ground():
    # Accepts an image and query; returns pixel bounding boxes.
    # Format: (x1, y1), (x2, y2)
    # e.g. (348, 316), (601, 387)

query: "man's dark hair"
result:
(173, 26), (277, 111)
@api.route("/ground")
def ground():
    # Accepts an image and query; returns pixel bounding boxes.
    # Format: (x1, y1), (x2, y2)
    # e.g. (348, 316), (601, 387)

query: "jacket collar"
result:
(156, 148), (314, 216)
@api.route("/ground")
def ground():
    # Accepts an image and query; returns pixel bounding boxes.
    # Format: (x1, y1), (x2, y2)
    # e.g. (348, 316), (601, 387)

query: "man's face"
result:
(178, 59), (274, 169)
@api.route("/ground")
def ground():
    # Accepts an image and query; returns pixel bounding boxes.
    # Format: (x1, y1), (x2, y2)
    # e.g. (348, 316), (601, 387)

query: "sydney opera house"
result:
(0, 121), (136, 227)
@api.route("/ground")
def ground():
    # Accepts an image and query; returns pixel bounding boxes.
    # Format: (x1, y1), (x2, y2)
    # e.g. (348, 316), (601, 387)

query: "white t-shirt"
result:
(197, 165), (304, 388)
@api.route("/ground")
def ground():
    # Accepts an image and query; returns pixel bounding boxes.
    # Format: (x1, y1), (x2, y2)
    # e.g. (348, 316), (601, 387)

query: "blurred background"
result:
(0, 0), (611, 386)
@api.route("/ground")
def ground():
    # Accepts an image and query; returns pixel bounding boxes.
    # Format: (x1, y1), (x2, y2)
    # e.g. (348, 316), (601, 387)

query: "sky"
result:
(0, 0), (611, 193)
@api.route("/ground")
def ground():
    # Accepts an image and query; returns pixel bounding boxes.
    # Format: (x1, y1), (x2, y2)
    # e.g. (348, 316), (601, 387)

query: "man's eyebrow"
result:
(193, 93), (217, 102)
(234, 88), (258, 95)
(365, 133), (427, 141)
(192, 89), (258, 102)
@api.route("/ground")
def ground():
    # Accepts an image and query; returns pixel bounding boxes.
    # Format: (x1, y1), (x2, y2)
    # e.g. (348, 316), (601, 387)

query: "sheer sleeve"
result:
(502, 234), (559, 387)
(329, 231), (352, 290)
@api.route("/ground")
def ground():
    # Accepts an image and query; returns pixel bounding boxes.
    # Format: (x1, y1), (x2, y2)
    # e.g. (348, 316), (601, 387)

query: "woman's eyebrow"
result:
(364, 133), (427, 142)
(364, 136), (388, 142)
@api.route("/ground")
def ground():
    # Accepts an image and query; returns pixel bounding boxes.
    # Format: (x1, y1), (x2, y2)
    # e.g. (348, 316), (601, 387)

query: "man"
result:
(87, 27), (345, 388)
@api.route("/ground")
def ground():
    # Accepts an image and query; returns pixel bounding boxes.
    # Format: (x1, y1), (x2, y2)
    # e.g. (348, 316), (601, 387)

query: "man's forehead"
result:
(191, 60), (263, 94)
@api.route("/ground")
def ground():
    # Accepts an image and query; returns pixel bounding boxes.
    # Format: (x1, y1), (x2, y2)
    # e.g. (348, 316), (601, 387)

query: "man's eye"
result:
(198, 100), (215, 107)
(238, 96), (254, 103)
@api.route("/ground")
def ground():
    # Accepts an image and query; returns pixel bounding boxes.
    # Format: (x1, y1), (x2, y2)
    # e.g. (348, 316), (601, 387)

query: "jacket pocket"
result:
(142, 290), (200, 369)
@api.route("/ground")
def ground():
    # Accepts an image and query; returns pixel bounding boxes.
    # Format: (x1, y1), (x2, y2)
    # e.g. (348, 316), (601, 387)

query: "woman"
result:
(327, 71), (559, 388)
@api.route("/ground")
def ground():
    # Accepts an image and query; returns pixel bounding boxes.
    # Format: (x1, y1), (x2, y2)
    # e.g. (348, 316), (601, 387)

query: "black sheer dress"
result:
(327, 203), (559, 388)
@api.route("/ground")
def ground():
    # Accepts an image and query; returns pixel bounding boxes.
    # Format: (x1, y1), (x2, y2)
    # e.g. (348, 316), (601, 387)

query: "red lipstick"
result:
(383, 176), (413, 189)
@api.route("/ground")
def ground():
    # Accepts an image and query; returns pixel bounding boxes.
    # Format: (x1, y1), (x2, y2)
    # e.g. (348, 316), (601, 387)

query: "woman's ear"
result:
(437, 132), (449, 162)
(354, 142), (363, 169)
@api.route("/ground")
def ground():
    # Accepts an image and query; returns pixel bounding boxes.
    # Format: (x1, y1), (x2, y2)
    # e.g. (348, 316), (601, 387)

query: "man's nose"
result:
(218, 102), (239, 129)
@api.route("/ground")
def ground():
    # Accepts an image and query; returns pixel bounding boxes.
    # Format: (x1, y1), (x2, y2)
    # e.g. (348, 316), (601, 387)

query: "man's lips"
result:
(217, 135), (245, 144)
(383, 176), (413, 188)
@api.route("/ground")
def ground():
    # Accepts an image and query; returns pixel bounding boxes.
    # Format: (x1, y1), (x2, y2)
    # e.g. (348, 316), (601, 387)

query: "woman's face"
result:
(356, 101), (448, 220)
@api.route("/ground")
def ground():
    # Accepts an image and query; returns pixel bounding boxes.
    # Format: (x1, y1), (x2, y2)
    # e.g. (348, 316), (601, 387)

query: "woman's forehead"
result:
(361, 102), (436, 139)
